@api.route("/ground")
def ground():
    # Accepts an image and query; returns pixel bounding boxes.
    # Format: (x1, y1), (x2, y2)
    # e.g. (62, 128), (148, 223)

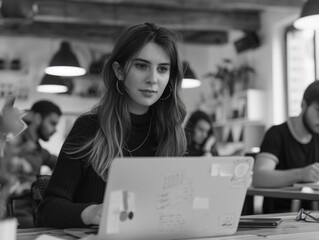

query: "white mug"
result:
(0, 218), (17, 240)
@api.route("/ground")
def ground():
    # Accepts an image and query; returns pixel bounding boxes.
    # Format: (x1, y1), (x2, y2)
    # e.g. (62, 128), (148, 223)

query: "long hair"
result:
(67, 23), (187, 180)
(184, 110), (214, 149)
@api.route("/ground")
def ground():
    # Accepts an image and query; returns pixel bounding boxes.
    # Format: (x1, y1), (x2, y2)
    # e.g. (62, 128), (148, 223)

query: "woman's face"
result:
(124, 42), (171, 115)
(193, 119), (211, 145)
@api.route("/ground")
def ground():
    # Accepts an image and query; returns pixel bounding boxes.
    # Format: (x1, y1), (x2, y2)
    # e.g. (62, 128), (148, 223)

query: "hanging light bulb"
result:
(294, 0), (319, 30)
(182, 61), (201, 89)
(37, 74), (73, 93)
(45, 41), (86, 77)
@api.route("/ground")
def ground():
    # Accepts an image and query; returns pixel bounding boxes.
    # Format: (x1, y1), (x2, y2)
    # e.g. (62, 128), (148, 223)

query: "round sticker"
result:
(234, 163), (249, 178)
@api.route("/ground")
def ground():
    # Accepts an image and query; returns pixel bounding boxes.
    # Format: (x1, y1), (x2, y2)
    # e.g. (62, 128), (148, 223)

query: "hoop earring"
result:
(116, 80), (125, 95)
(160, 83), (172, 100)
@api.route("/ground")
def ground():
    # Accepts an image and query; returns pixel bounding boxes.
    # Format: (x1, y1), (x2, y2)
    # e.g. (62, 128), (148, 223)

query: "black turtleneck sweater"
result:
(38, 111), (157, 228)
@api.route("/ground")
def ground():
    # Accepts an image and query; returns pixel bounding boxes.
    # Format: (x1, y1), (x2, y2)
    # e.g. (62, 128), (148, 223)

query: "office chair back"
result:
(31, 174), (51, 226)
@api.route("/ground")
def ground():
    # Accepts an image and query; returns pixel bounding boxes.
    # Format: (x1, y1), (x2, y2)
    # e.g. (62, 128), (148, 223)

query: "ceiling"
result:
(0, 0), (304, 45)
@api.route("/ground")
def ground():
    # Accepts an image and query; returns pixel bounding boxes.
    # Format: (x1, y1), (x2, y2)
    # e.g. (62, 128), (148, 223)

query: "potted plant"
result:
(213, 59), (255, 96)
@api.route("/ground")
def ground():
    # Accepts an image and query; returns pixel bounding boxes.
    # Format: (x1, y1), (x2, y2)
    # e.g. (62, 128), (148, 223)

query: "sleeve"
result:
(37, 114), (98, 228)
(258, 125), (283, 163)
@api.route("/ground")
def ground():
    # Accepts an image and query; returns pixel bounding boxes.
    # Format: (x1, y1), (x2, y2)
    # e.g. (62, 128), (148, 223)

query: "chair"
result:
(6, 190), (32, 218)
(31, 174), (51, 226)
(241, 151), (258, 215)
(6, 174), (50, 227)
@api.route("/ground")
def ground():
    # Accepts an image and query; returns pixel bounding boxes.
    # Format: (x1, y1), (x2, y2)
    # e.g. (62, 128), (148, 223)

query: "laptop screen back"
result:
(98, 156), (254, 240)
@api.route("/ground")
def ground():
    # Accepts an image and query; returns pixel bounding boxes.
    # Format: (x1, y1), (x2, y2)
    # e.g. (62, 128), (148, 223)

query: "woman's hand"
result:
(81, 204), (103, 225)
(300, 163), (319, 183)
(203, 136), (216, 154)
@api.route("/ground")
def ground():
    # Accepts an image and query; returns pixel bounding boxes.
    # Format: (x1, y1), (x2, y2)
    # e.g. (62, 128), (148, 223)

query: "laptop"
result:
(98, 156), (254, 240)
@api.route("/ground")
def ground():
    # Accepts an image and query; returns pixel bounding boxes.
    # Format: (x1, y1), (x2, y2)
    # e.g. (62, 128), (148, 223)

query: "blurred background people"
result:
(253, 80), (319, 213)
(8, 100), (62, 185)
(0, 97), (27, 219)
(184, 110), (218, 156)
(5, 99), (61, 227)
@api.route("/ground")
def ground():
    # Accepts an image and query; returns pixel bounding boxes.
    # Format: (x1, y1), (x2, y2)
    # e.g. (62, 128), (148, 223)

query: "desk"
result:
(247, 187), (319, 201)
(17, 228), (76, 240)
(245, 187), (319, 214)
(16, 212), (319, 240)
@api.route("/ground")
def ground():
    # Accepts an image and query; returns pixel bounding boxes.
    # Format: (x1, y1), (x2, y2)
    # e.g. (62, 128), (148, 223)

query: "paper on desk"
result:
(293, 181), (319, 190)
(187, 234), (257, 240)
(265, 231), (319, 239)
(35, 234), (65, 240)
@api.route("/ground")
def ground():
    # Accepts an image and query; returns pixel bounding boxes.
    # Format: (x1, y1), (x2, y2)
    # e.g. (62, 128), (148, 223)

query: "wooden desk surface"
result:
(247, 186), (319, 201)
(16, 213), (319, 240)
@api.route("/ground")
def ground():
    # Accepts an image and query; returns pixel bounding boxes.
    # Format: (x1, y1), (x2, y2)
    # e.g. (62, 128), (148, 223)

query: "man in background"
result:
(253, 81), (319, 213)
(7, 100), (61, 227)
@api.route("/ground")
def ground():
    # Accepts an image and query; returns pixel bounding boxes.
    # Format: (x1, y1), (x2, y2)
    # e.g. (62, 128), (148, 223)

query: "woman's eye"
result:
(135, 63), (147, 70)
(158, 66), (169, 73)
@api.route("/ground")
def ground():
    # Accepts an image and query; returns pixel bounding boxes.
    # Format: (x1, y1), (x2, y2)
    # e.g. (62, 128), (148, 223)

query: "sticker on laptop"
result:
(156, 172), (192, 233)
(231, 159), (253, 188)
(106, 190), (135, 234)
(192, 197), (210, 209)
(157, 213), (186, 233)
(157, 172), (193, 211)
(218, 214), (235, 230)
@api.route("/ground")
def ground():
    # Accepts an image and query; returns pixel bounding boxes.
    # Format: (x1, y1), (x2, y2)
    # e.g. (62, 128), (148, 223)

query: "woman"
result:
(184, 110), (218, 156)
(38, 22), (187, 228)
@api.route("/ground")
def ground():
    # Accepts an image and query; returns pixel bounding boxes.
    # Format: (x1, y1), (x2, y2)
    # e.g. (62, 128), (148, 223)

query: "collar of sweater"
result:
(130, 110), (152, 129)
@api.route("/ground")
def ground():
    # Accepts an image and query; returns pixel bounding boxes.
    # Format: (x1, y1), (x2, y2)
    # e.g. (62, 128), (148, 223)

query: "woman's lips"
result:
(140, 89), (157, 93)
(140, 89), (157, 97)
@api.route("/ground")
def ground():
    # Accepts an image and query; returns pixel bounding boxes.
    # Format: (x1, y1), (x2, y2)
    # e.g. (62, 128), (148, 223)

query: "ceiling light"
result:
(294, 0), (319, 30)
(182, 61), (201, 89)
(182, 79), (201, 88)
(45, 41), (86, 77)
(37, 74), (73, 94)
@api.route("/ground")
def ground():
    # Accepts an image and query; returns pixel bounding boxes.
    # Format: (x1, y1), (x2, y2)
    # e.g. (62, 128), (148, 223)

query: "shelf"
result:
(213, 119), (264, 128)
(0, 70), (28, 75)
(200, 89), (266, 155)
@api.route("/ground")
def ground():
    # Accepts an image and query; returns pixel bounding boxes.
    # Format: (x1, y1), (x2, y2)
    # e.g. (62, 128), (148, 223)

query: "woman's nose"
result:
(146, 68), (158, 84)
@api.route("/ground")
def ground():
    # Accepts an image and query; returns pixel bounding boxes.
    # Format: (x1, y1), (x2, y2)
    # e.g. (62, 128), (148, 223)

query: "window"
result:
(286, 27), (315, 117)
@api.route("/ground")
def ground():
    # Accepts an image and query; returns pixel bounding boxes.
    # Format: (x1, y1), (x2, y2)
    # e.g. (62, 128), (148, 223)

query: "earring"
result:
(160, 83), (172, 100)
(116, 80), (125, 95)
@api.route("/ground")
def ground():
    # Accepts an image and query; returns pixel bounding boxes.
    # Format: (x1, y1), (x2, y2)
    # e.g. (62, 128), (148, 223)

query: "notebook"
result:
(98, 156), (254, 240)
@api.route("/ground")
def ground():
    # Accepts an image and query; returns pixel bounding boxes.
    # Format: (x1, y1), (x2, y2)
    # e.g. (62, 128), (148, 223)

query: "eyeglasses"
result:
(295, 208), (319, 223)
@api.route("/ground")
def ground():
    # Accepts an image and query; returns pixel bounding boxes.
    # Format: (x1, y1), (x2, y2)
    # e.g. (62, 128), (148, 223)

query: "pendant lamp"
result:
(37, 74), (73, 94)
(182, 61), (201, 88)
(45, 41), (86, 77)
(294, 0), (319, 30)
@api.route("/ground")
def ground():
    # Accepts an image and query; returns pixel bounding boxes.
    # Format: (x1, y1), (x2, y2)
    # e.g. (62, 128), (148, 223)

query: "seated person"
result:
(184, 110), (218, 156)
(37, 23), (187, 228)
(7, 100), (61, 187)
(5, 100), (61, 227)
(0, 97), (27, 219)
(253, 81), (319, 213)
